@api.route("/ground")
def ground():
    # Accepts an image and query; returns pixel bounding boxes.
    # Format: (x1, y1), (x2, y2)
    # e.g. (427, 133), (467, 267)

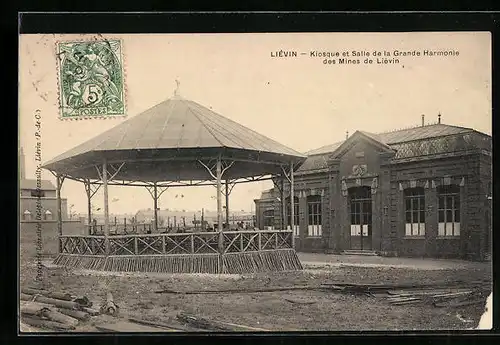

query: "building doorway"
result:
(348, 186), (372, 250)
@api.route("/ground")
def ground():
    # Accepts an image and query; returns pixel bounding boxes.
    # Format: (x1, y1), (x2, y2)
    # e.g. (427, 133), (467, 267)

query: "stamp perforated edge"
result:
(55, 36), (128, 121)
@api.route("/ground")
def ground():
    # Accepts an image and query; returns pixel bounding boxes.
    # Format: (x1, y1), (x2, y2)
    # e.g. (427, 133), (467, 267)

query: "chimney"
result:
(19, 146), (26, 180)
(421, 114), (425, 127)
(173, 79), (181, 97)
(438, 113), (441, 124)
(346, 130), (349, 140)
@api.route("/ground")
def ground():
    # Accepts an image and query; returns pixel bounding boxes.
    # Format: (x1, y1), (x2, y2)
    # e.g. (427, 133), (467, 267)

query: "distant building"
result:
(19, 147), (68, 221)
(254, 189), (280, 230)
(135, 208), (254, 228)
(254, 119), (492, 260)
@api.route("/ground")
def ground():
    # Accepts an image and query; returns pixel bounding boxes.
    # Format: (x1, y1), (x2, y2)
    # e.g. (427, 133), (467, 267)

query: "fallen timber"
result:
(21, 293), (83, 310)
(155, 280), (490, 295)
(176, 312), (270, 332)
(20, 288), (99, 332)
(21, 287), (92, 307)
(22, 316), (76, 331)
(127, 317), (194, 332)
(57, 308), (90, 321)
(156, 281), (490, 310)
(155, 284), (345, 294)
(20, 303), (80, 328)
(100, 292), (119, 315)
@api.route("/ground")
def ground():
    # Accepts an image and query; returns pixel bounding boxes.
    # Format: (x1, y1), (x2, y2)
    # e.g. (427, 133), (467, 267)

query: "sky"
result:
(19, 32), (492, 215)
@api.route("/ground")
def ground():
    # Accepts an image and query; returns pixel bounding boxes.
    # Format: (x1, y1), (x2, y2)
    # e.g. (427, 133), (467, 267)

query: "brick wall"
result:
(20, 220), (86, 259)
(389, 153), (488, 260)
(20, 197), (68, 221)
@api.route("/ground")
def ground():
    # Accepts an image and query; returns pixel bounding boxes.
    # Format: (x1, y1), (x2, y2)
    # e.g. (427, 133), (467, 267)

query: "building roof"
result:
(20, 179), (56, 191)
(42, 96), (306, 181)
(375, 123), (474, 144)
(47, 97), (304, 160)
(298, 123), (488, 173)
(258, 188), (277, 201)
(305, 123), (474, 157)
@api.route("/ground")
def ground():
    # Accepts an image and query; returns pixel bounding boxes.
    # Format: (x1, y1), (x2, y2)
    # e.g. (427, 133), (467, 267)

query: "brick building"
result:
(19, 147), (68, 221)
(254, 118), (492, 260)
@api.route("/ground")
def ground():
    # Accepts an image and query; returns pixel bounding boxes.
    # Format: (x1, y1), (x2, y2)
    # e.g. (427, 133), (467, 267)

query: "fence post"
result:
(134, 237), (138, 255)
(240, 233), (243, 252)
(190, 233), (195, 254)
(258, 232), (262, 251)
(162, 234), (166, 254)
(276, 231), (279, 249)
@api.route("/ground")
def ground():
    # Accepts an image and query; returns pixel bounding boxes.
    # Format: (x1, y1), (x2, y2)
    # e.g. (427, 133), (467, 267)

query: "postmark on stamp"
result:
(56, 39), (125, 119)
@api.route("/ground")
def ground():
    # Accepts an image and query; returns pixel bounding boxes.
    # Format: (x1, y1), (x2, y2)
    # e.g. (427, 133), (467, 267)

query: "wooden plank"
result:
(388, 297), (421, 303)
(95, 320), (179, 332)
(432, 291), (473, 299)
(127, 317), (189, 331)
(283, 296), (317, 305)
(387, 289), (466, 296)
(177, 312), (269, 332)
(156, 284), (342, 294)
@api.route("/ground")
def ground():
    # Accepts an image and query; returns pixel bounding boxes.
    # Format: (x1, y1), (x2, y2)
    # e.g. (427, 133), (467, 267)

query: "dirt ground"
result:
(19, 253), (491, 332)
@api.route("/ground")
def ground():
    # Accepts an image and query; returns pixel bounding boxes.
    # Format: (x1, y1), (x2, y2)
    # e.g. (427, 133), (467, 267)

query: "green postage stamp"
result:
(56, 39), (125, 118)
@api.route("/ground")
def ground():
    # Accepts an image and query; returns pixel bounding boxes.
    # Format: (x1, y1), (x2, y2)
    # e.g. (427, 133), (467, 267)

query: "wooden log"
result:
(21, 316), (76, 331)
(20, 303), (51, 317)
(41, 309), (79, 327)
(22, 287), (74, 301)
(176, 312), (269, 332)
(82, 307), (100, 316)
(21, 293), (82, 310)
(72, 296), (92, 308)
(57, 308), (90, 321)
(100, 292), (118, 315)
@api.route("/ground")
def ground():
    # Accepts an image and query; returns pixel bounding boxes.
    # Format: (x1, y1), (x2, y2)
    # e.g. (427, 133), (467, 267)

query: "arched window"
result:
(23, 210), (32, 221)
(404, 187), (425, 236)
(438, 185), (460, 236)
(262, 210), (274, 230)
(285, 196), (299, 236)
(307, 195), (322, 237)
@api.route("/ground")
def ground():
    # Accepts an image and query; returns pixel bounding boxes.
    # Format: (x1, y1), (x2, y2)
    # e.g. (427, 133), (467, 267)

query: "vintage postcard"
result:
(19, 32), (492, 332)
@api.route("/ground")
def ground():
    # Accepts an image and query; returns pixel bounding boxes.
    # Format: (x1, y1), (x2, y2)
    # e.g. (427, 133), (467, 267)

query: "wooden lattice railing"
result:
(59, 230), (293, 256)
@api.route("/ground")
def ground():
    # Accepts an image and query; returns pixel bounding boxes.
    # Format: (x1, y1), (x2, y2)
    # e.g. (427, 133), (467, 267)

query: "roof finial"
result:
(438, 112), (441, 124)
(174, 79), (181, 97)
(346, 130), (349, 140)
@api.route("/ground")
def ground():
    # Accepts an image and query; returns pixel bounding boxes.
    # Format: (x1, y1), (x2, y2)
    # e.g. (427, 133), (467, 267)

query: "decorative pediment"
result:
(331, 131), (395, 159)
